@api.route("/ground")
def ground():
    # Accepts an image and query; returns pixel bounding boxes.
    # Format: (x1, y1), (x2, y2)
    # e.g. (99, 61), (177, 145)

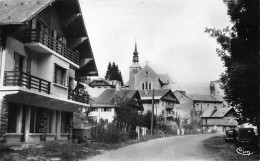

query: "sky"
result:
(79, 0), (231, 84)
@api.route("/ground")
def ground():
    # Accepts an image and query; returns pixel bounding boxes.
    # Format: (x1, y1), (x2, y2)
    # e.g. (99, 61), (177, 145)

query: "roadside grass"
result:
(0, 134), (162, 161)
(0, 141), (122, 161)
(202, 135), (259, 161)
(0, 132), (211, 161)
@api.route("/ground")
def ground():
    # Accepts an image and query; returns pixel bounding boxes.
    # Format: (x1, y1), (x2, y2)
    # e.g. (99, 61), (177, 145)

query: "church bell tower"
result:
(129, 41), (141, 90)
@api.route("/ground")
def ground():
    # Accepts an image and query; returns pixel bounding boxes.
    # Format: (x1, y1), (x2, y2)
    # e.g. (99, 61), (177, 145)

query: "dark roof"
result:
(186, 94), (223, 102)
(0, 0), (54, 25)
(202, 107), (235, 118)
(93, 89), (139, 107)
(89, 78), (112, 87)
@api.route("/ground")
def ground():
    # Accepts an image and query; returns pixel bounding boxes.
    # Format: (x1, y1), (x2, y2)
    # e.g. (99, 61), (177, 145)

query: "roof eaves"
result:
(25, 0), (56, 24)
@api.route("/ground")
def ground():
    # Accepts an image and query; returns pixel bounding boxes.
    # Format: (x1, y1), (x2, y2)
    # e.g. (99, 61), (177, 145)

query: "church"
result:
(124, 42), (173, 90)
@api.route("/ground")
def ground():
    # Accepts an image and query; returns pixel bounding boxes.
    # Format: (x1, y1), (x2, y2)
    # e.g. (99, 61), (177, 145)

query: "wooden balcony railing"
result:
(25, 29), (79, 65)
(68, 88), (90, 104)
(4, 71), (51, 94)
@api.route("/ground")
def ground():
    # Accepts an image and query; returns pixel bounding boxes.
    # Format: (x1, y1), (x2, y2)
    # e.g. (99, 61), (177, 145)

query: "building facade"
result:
(0, 0), (98, 143)
(89, 88), (143, 123)
(139, 89), (179, 123)
(201, 107), (238, 132)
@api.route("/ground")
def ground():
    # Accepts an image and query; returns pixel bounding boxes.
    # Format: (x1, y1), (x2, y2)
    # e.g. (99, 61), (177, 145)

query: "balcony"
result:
(68, 88), (90, 104)
(24, 29), (79, 66)
(165, 104), (174, 109)
(4, 71), (51, 94)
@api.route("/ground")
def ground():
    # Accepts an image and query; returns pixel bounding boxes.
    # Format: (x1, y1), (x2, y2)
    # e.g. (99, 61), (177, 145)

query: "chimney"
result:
(116, 82), (121, 92)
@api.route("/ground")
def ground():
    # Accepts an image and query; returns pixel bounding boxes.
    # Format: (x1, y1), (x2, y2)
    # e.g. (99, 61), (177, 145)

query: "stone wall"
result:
(0, 99), (9, 139)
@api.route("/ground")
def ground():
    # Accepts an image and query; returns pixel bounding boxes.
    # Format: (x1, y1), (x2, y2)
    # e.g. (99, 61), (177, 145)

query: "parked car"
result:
(225, 129), (237, 142)
(236, 128), (257, 148)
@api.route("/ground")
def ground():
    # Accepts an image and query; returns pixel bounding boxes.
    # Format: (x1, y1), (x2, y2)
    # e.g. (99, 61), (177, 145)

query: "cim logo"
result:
(236, 147), (254, 156)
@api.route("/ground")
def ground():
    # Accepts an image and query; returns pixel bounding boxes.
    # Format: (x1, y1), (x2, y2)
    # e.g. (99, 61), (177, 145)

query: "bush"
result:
(128, 130), (138, 139)
(91, 121), (129, 144)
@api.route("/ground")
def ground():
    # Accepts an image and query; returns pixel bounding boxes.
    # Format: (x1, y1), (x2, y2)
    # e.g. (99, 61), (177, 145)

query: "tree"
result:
(105, 62), (112, 80)
(205, 0), (259, 139)
(104, 62), (124, 85)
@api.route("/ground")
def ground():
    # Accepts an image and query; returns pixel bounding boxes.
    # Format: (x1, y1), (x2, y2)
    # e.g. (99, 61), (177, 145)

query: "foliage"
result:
(104, 62), (124, 85)
(112, 95), (142, 131)
(142, 111), (156, 130)
(205, 0), (259, 125)
(91, 119), (128, 143)
(128, 130), (138, 140)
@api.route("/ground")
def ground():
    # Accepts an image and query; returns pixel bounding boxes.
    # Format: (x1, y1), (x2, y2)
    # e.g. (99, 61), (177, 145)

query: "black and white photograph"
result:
(0, 0), (259, 161)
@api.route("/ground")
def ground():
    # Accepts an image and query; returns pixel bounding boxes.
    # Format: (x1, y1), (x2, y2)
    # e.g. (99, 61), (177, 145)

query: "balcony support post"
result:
(0, 50), (6, 87)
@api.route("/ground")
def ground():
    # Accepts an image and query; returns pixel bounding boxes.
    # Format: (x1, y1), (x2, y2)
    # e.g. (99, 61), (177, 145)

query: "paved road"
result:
(87, 133), (223, 161)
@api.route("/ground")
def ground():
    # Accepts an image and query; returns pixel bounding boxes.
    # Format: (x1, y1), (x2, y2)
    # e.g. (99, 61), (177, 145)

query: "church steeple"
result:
(133, 41), (139, 62)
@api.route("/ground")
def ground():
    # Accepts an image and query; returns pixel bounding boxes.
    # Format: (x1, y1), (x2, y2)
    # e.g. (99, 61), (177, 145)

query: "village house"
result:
(88, 78), (121, 89)
(89, 87), (143, 123)
(88, 78), (114, 89)
(173, 91), (194, 124)
(0, 0), (98, 143)
(139, 89), (179, 123)
(173, 91), (225, 126)
(201, 107), (238, 132)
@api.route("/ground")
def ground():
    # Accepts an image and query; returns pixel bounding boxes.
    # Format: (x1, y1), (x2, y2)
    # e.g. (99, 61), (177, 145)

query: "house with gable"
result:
(139, 89), (179, 123)
(88, 78), (114, 89)
(0, 0), (98, 143)
(89, 87), (143, 123)
(201, 107), (238, 132)
(173, 91), (225, 127)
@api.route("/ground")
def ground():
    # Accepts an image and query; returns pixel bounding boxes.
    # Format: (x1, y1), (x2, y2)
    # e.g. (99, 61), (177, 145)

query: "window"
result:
(145, 81), (148, 89)
(14, 52), (25, 72)
(104, 108), (111, 112)
(61, 111), (71, 133)
(162, 101), (165, 106)
(142, 83), (145, 90)
(91, 108), (98, 112)
(89, 116), (97, 123)
(30, 107), (47, 133)
(145, 70), (149, 75)
(149, 83), (151, 90)
(54, 64), (67, 86)
(7, 103), (18, 133)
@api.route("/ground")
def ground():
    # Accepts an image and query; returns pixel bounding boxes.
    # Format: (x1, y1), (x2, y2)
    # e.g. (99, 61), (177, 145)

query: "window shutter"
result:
(26, 57), (31, 74)
(14, 52), (19, 71)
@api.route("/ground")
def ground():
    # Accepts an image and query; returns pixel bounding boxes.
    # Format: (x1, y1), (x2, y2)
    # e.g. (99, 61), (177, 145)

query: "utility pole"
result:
(201, 101), (203, 133)
(151, 89), (155, 135)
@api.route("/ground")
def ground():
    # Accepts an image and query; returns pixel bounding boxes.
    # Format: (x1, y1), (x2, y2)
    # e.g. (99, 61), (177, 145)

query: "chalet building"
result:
(89, 88), (143, 123)
(201, 107), (238, 132)
(139, 89), (179, 123)
(125, 42), (173, 90)
(173, 91), (224, 125)
(173, 91), (194, 124)
(0, 0), (98, 143)
(88, 78), (120, 89)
